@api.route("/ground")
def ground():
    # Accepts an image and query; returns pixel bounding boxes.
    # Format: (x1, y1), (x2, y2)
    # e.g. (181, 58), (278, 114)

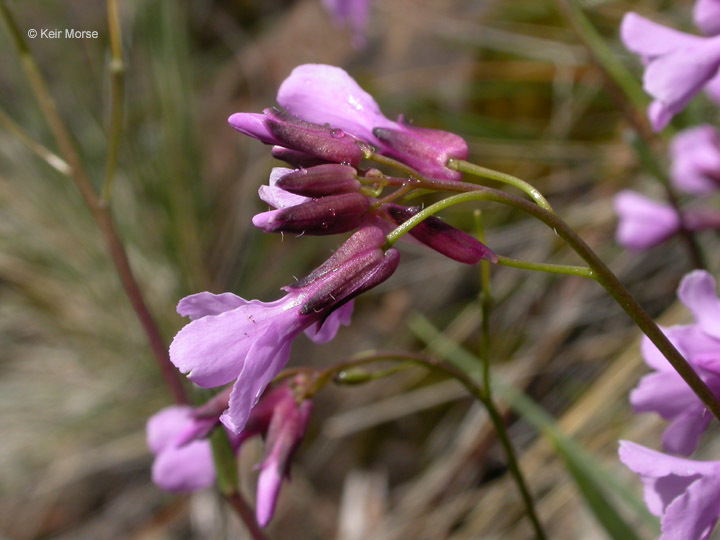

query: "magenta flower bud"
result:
(228, 109), (364, 167)
(256, 395), (313, 527)
(264, 108), (364, 166)
(252, 192), (371, 236)
(274, 164), (361, 197)
(271, 146), (330, 169)
(384, 204), (497, 264)
(170, 226), (398, 434)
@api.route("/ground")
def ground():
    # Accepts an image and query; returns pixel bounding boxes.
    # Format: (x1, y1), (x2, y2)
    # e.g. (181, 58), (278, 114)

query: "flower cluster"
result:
(622, 271), (720, 538)
(147, 384), (311, 526)
(148, 63), (491, 527)
(615, 3), (720, 251)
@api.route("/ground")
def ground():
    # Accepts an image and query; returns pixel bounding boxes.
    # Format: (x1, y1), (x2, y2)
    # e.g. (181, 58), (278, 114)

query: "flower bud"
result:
(252, 192), (371, 235)
(274, 164), (361, 197)
(265, 108), (364, 166)
(271, 146), (330, 168)
(373, 120), (468, 180)
(385, 204), (497, 264)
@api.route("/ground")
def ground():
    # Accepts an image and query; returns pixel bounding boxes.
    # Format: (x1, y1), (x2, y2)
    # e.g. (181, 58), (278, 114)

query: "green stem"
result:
(101, 0), (126, 203)
(385, 186), (720, 423)
(449, 159), (553, 212)
(309, 351), (547, 540)
(496, 255), (595, 279)
(0, 106), (70, 175)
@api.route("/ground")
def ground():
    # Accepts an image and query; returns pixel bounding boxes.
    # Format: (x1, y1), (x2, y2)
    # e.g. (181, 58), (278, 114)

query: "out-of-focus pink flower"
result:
(620, 12), (720, 131)
(169, 227), (398, 434)
(322, 0), (371, 48)
(256, 392), (313, 527)
(619, 441), (720, 540)
(631, 271), (720, 455)
(670, 125), (720, 194)
(276, 64), (468, 180)
(613, 190), (680, 250)
(695, 0), (720, 36)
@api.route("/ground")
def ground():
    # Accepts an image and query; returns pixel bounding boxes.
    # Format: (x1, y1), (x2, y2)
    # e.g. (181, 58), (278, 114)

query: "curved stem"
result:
(225, 492), (269, 540)
(101, 0), (126, 203)
(308, 351), (547, 540)
(386, 187), (720, 423)
(0, 0), (188, 404)
(448, 159), (554, 212)
(497, 255), (595, 279)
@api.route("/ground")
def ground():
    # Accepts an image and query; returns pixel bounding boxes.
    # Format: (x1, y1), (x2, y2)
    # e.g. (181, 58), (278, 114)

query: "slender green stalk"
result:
(496, 255), (595, 279)
(449, 159), (553, 212)
(385, 185), (720, 423)
(0, 0), (188, 404)
(0, 106), (70, 175)
(307, 350), (547, 540)
(101, 0), (126, 203)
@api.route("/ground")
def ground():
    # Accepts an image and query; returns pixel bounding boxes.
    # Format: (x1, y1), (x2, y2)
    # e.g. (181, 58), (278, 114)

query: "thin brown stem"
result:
(0, 0), (188, 404)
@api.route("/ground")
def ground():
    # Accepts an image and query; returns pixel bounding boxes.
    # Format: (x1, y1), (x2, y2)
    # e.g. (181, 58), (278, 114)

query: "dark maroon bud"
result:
(265, 108), (364, 166)
(287, 226), (387, 290)
(275, 164), (361, 197)
(385, 204), (497, 264)
(271, 146), (330, 169)
(252, 193), (371, 236)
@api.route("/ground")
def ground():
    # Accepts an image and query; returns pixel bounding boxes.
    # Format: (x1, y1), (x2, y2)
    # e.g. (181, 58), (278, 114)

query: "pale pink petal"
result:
(304, 300), (354, 343)
(258, 185), (310, 209)
(620, 13), (703, 57)
(146, 406), (193, 454)
(694, 0), (720, 36)
(228, 113), (279, 145)
(678, 271), (720, 339)
(614, 190), (680, 249)
(660, 475), (720, 540)
(177, 292), (249, 320)
(662, 408), (712, 455)
(256, 460), (283, 527)
(151, 441), (215, 492)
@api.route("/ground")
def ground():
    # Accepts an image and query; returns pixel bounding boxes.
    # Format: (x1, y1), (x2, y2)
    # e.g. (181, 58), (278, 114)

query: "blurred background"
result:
(2, 0), (718, 538)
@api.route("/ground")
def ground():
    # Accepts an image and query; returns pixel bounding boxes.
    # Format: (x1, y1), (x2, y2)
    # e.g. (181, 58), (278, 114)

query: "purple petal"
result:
(670, 125), (720, 194)
(151, 441), (216, 492)
(643, 41), (720, 121)
(146, 406), (193, 454)
(177, 292), (249, 320)
(614, 190), (680, 250)
(220, 332), (295, 434)
(678, 271), (720, 339)
(704, 72), (720, 104)
(620, 13), (703, 58)
(277, 64), (394, 144)
(660, 475), (720, 540)
(256, 460), (283, 527)
(662, 408), (712, 455)
(694, 0), (720, 36)
(619, 440), (718, 478)
(258, 185), (310, 209)
(304, 301), (354, 344)
(228, 113), (279, 145)
(170, 298), (290, 388)
(648, 101), (675, 132)
(630, 372), (703, 419)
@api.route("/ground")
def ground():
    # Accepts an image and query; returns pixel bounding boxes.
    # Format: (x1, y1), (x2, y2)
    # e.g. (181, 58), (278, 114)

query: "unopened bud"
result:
(385, 204), (497, 264)
(275, 164), (361, 197)
(265, 108), (364, 166)
(253, 192), (371, 236)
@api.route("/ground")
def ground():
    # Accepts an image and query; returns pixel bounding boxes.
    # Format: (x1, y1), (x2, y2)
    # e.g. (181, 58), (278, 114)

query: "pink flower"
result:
(614, 190), (680, 250)
(630, 271), (720, 455)
(169, 227), (399, 433)
(619, 441), (720, 540)
(275, 64), (469, 180)
(620, 12), (720, 131)
(695, 0), (720, 36)
(670, 125), (720, 194)
(322, 0), (371, 48)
